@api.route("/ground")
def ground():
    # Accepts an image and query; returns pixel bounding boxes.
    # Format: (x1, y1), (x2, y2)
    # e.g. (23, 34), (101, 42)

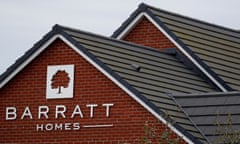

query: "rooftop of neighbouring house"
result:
(112, 3), (240, 92)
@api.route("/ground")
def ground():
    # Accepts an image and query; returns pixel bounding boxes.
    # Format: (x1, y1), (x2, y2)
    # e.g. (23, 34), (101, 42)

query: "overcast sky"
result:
(0, 0), (239, 74)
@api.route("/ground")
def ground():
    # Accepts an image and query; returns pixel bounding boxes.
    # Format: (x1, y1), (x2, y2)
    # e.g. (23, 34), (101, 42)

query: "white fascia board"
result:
(116, 12), (227, 92)
(116, 13), (145, 40)
(0, 34), (194, 143)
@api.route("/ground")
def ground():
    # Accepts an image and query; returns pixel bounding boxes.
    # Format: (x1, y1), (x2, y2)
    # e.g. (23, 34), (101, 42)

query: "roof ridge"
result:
(142, 3), (240, 35)
(56, 24), (178, 56)
(53, 24), (109, 40)
(174, 91), (240, 98)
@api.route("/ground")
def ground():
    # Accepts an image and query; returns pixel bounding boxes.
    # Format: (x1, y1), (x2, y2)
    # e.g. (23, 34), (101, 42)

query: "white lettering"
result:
(21, 106), (33, 119)
(38, 106), (49, 119)
(65, 123), (71, 130)
(71, 105), (84, 118)
(36, 124), (44, 131)
(5, 103), (115, 122)
(54, 123), (63, 130)
(35, 123), (81, 131)
(73, 122), (80, 130)
(55, 105), (66, 118)
(86, 104), (98, 118)
(6, 107), (17, 120)
(45, 123), (54, 131)
(102, 103), (114, 117)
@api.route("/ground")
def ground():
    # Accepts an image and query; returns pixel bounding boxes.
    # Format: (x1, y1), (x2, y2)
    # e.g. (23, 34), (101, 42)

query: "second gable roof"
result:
(112, 3), (239, 92)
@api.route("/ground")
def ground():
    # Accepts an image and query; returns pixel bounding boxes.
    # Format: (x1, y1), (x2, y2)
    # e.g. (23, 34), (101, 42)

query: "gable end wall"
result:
(0, 38), (186, 144)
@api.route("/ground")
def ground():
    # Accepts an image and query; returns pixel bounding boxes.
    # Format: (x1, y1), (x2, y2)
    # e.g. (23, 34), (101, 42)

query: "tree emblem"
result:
(51, 70), (70, 94)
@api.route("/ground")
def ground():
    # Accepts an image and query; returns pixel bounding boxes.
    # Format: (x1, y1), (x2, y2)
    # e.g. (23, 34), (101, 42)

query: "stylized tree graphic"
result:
(51, 70), (70, 94)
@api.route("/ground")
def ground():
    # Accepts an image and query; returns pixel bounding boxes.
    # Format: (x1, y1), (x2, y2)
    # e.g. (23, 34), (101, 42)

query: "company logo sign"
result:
(46, 65), (74, 99)
(5, 64), (115, 132)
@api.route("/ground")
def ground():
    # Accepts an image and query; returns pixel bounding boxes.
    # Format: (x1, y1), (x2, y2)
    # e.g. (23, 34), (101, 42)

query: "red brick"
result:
(123, 17), (175, 50)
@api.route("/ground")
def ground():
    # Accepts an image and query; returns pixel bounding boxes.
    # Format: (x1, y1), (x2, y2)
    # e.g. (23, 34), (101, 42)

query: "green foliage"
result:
(159, 130), (180, 144)
(141, 111), (240, 144)
(141, 113), (181, 144)
(213, 113), (240, 144)
(142, 121), (156, 144)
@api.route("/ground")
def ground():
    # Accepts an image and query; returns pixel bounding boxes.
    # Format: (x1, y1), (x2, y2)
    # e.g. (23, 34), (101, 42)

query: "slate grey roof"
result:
(112, 3), (240, 91)
(0, 24), (221, 143)
(173, 91), (240, 144)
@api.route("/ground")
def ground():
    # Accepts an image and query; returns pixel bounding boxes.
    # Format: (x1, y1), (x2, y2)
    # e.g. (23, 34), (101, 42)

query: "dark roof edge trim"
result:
(0, 27), (59, 88)
(111, 3), (148, 39)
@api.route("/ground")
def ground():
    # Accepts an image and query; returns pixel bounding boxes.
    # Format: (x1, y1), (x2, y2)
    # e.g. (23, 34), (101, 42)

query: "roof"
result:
(63, 25), (220, 144)
(112, 3), (240, 92)
(0, 24), (221, 143)
(173, 91), (240, 143)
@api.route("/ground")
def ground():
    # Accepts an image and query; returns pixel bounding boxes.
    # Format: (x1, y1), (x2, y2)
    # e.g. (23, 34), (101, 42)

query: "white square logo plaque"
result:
(46, 65), (74, 99)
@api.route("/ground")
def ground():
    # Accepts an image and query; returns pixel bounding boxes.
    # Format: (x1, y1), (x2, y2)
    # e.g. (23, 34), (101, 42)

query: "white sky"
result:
(0, 0), (239, 74)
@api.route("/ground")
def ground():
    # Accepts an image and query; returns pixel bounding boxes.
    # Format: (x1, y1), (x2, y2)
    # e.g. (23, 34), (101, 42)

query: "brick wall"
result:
(123, 17), (175, 50)
(0, 39), (186, 143)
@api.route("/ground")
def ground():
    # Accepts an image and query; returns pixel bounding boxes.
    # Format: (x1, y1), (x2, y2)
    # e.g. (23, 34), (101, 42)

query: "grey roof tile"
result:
(174, 92), (240, 143)
(64, 26), (225, 143)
